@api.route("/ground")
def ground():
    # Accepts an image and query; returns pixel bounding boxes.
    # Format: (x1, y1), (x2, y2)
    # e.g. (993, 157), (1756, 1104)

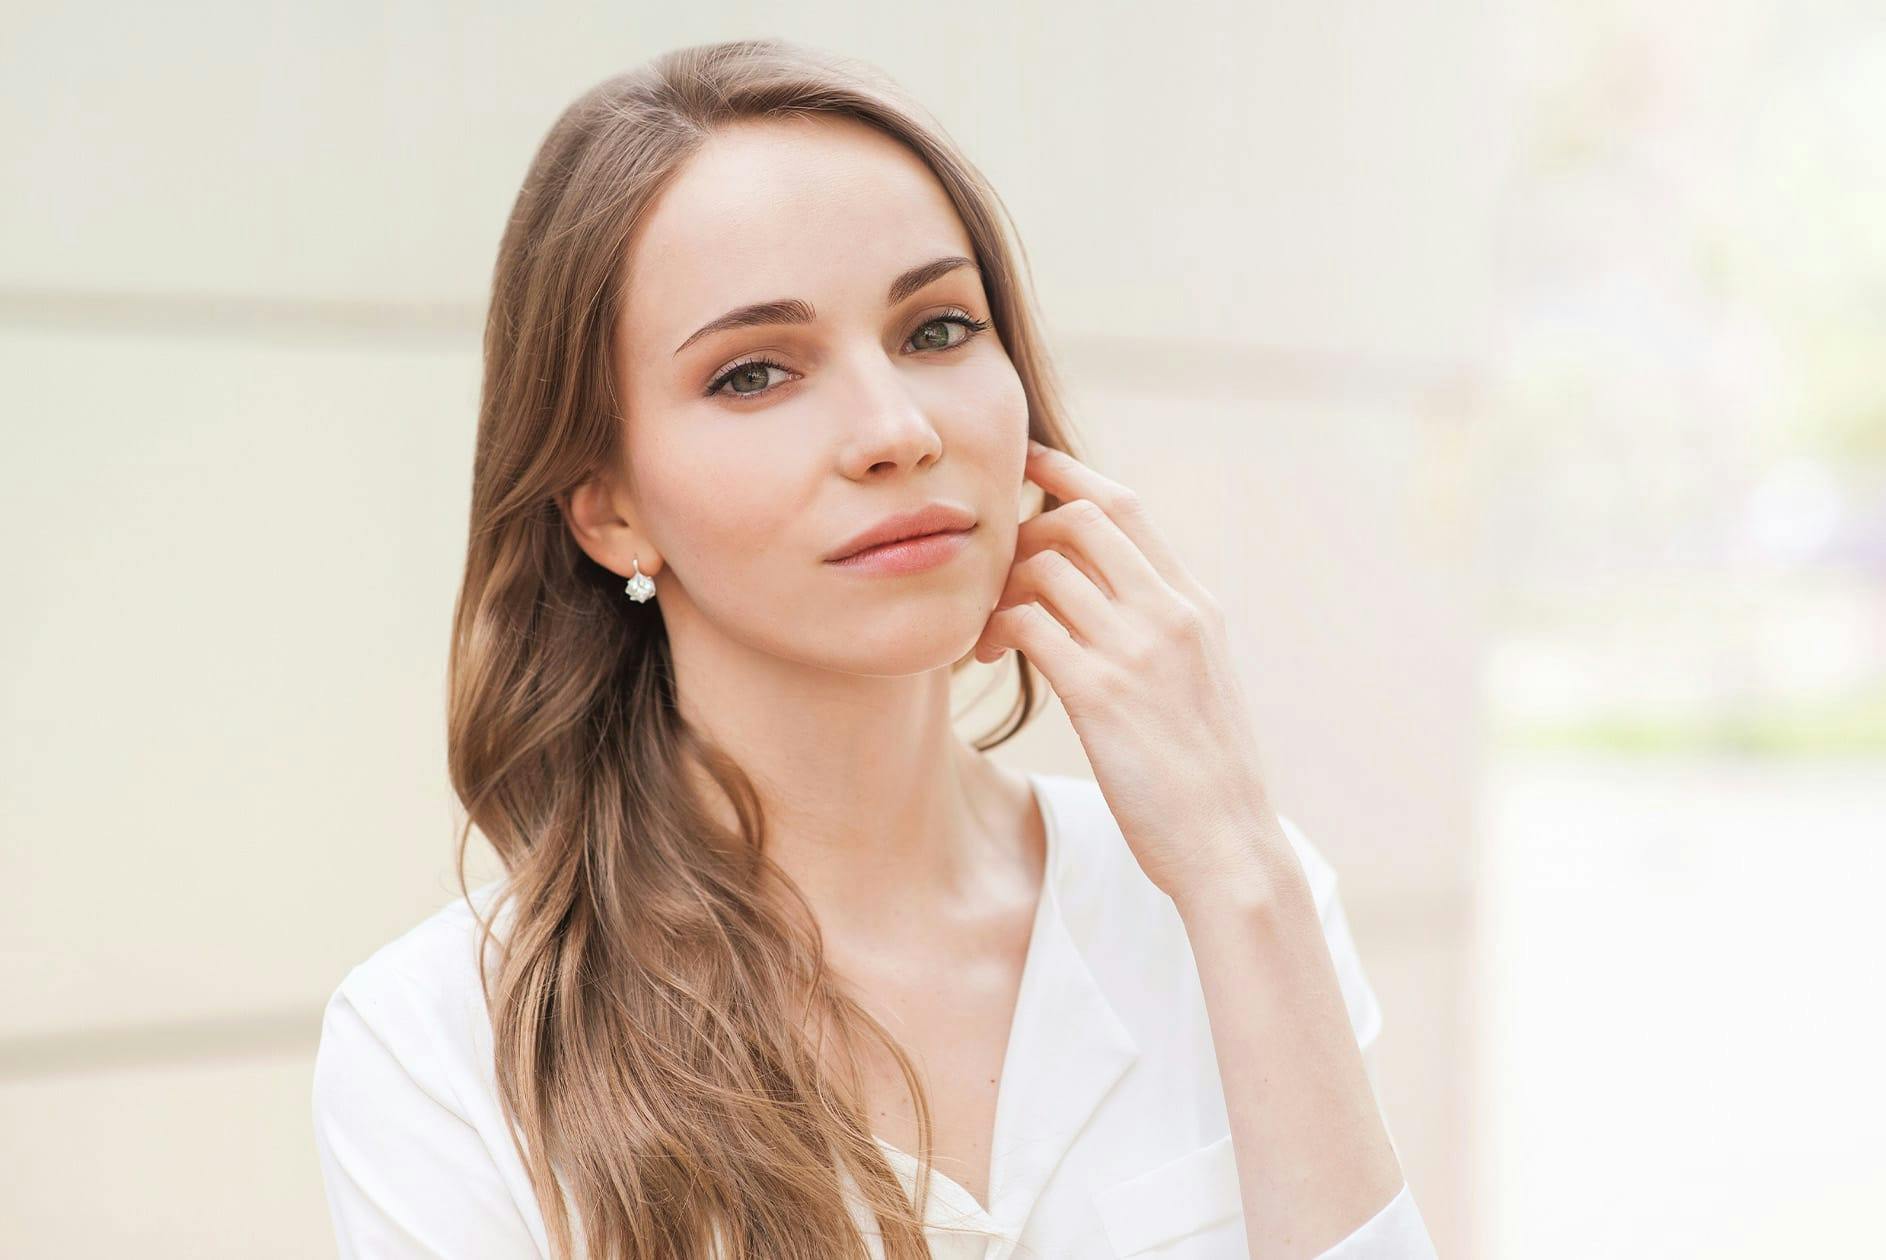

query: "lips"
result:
(824, 502), (978, 562)
(843, 531), (961, 558)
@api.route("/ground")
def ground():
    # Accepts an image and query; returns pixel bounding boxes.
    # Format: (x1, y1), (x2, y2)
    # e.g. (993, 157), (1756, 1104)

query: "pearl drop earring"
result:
(623, 557), (656, 603)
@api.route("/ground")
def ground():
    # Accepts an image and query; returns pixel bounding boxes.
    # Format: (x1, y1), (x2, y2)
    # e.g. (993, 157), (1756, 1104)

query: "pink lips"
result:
(824, 525), (976, 575)
(824, 502), (979, 567)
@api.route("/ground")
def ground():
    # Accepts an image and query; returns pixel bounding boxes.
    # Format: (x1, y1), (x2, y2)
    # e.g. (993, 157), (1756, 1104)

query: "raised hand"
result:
(972, 440), (1299, 905)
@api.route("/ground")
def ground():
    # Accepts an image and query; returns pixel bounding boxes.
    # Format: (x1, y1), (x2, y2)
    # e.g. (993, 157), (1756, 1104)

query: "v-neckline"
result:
(871, 767), (1059, 1226)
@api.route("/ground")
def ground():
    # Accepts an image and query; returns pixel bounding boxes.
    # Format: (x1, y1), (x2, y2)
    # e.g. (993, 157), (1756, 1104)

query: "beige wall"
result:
(0, 5), (1503, 1255)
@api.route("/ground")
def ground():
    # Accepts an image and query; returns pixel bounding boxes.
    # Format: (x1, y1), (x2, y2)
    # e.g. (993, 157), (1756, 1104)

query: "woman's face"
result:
(598, 114), (1032, 675)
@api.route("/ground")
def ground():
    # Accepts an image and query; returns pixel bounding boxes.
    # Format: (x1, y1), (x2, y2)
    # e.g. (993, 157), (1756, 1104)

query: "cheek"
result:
(635, 432), (810, 580)
(989, 371), (1034, 506)
(629, 418), (807, 565)
(940, 356), (1031, 465)
(973, 353), (1030, 427)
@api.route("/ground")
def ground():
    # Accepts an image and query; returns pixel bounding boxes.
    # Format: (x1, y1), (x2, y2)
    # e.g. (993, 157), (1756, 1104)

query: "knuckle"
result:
(1016, 602), (1055, 636)
(1092, 658), (1138, 701)
(1118, 634), (1163, 674)
(1161, 598), (1207, 639)
(1038, 548), (1079, 578)
(1104, 486), (1142, 520)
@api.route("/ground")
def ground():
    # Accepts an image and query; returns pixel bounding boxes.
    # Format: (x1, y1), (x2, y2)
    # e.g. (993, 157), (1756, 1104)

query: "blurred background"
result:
(3, 2), (1881, 1256)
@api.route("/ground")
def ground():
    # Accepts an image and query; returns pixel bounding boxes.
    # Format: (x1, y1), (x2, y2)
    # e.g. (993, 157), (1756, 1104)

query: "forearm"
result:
(1173, 838), (1406, 1260)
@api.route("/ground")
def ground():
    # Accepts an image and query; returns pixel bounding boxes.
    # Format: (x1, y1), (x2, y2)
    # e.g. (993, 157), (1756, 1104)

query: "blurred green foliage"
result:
(1498, 685), (1886, 756)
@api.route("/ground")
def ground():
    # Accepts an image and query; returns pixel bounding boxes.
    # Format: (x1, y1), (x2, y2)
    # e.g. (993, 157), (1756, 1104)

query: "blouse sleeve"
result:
(310, 974), (543, 1259)
(1275, 815), (1442, 1260)
(1314, 1181), (1440, 1259)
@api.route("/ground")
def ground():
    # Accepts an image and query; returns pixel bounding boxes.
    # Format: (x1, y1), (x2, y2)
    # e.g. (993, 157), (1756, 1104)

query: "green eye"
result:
(705, 356), (790, 399)
(908, 311), (991, 352)
(704, 309), (993, 403)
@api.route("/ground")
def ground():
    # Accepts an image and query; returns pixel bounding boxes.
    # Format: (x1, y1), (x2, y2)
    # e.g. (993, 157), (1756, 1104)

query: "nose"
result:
(833, 350), (945, 479)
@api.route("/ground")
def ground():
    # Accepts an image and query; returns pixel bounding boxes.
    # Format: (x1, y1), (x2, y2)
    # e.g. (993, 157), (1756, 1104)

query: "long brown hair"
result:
(446, 36), (1083, 1259)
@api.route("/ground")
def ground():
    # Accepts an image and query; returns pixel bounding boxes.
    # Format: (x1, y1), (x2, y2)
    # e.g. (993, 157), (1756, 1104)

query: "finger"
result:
(974, 601), (1079, 679)
(1016, 496), (1172, 605)
(995, 545), (1114, 649)
(1024, 441), (1205, 603)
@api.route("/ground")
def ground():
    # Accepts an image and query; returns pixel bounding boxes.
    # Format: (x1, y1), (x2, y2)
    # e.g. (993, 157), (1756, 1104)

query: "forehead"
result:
(620, 116), (977, 355)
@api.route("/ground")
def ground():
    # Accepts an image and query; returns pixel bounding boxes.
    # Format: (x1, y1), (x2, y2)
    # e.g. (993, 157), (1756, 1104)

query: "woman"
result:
(312, 36), (1439, 1260)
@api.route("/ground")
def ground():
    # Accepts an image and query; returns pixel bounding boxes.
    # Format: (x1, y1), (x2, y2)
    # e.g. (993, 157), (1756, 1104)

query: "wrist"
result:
(1162, 820), (1313, 920)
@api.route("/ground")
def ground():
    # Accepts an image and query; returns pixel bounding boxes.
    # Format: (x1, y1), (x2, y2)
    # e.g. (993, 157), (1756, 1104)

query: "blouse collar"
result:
(875, 770), (1142, 1252)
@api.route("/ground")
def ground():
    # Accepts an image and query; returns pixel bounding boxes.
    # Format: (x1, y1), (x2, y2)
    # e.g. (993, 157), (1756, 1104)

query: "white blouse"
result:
(312, 770), (1439, 1258)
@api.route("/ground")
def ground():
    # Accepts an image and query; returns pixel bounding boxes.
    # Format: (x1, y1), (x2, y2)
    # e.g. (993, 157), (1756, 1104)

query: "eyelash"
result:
(702, 309), (993, 402)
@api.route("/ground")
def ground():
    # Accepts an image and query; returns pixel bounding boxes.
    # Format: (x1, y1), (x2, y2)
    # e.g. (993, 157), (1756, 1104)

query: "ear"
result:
(561, 471), (661, 581)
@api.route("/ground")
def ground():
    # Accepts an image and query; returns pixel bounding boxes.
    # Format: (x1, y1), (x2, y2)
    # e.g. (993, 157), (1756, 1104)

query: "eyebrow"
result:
(671, 255), (979, 357)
